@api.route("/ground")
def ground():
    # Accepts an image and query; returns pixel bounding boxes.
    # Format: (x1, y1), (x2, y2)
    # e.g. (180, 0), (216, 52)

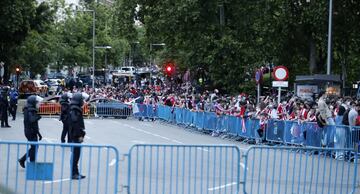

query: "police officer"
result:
(9, 88), (18, 121)
(69, 93), (87, 179)
(18, 95), (43, 168)
(59, 93), (71, 143)
(0, 87), (10, 127)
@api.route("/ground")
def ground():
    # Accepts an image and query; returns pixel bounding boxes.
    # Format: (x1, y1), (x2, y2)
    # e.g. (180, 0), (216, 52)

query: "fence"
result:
(94, 103), (132, 119)
(0, 141), (120, 194)
(126, 144), (242, 194)
(156, 105), (360, 150)
(37, 103), (91, 117)
(0, 141), (359, 194)
(266, 120), (360, 149)
(243, 146), (359, 194)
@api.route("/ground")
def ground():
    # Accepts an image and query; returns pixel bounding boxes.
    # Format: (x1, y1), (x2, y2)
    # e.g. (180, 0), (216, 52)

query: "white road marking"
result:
(42, 138), (57, 143)
(121, 122), (186, 145)
(171, 140), (184, 144)
(44, 178), (71, 184)
(240, 162), (249, 170)
(108, 159), (117, 166)
(131, 140), (146, 144)
(208, 182), (237, 191)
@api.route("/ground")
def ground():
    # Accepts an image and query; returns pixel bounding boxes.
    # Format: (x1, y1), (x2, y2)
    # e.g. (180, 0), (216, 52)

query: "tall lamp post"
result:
(149, 43), (166, 67)
(326, 0), (333, 75)
(149, 43), (166, 80)
(76, 9), (95, 88)
(95, 46), (111, 85)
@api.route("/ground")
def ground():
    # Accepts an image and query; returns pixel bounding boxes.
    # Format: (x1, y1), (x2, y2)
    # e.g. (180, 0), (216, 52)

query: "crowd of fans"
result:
(61, 79), (360, 130)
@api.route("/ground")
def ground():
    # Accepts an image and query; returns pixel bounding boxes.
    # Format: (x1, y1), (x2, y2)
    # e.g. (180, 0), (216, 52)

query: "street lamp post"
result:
(76, 9), (95, 88)
(149, 43), (166, 66)
(95, 46), (111, 86)
(326, 0), (333, 75)
(129, 42), (140, 66)
(149, 43), (166, 80)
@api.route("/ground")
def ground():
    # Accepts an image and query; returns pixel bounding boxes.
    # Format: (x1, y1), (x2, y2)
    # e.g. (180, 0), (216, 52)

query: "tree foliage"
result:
(114, 0), (360, 94)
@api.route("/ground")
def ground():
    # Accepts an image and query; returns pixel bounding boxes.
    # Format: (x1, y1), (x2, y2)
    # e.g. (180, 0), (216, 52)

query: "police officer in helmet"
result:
(69, 92), (88, 179)
(0, 86), (10, 127)
(59, 93), (71, 143)
(18, 95), (43, 168)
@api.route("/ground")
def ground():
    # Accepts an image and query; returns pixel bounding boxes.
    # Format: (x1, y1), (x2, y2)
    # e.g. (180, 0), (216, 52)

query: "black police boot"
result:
(18, 159), (25, 168)
(71, 174), (86, 179)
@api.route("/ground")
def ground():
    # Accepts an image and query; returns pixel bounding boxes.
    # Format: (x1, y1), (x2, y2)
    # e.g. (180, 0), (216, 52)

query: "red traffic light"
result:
(164, 62), (175, 76)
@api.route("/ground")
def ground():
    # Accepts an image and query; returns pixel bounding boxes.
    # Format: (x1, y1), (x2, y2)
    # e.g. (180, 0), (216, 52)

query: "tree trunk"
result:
(309, 35), (317, 74)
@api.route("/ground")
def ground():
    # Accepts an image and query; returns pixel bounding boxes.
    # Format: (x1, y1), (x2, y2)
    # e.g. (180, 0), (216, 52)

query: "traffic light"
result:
(15, 67), (21, 75)
(164, 63), (175, 77)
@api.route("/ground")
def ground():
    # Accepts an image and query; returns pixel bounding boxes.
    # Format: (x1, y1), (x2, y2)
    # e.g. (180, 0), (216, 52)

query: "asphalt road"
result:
(0, 116), (359, 194)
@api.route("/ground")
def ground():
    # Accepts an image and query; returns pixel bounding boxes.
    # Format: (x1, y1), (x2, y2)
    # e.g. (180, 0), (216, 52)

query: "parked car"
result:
(19, 80), (48, 98)
(89, 98), (132, 119)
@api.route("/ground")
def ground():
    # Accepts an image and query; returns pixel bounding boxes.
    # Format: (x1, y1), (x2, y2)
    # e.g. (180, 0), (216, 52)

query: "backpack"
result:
(316, 112), (326, 128)
(342, 109), (350, 126)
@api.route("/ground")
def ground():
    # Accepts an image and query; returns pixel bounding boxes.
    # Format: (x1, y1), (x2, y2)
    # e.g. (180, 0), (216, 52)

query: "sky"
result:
(37, 0), (79, 6)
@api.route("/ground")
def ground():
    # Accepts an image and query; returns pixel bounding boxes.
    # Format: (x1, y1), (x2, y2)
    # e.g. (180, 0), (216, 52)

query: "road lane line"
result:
(44, 178), (70, 184)
(208, 182), (237, 191)
(108, 159), (117, 166)
(42, 138), (57, 143)
(171, 140), (184, 144)
(131, 140), (146, 144)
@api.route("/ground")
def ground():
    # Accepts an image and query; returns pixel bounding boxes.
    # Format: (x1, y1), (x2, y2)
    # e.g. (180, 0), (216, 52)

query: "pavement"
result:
(0, 115), (359, 194)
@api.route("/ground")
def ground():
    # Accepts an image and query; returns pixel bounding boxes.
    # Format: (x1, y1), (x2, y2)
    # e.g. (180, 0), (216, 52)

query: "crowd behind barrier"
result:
(155, 104), (360, 152)
(35, 100), (359, 152)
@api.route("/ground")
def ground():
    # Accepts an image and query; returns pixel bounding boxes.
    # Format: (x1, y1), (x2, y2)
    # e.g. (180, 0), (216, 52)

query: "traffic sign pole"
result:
(257, 83), (260, 104)
(272, 66), (289, 105)
(278, 87), (281, 105)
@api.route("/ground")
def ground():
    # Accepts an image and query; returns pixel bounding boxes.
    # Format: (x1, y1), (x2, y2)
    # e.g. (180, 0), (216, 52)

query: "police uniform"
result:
(59, 94), (70, 143)
(0, 89), (10, 127)
(9, 88), (18, 120)
(18, 95), (42, 168)
(69, 93), (86, 179)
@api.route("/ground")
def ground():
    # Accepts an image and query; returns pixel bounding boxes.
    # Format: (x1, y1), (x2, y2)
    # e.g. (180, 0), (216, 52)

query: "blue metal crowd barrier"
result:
(243, 146), (359, 194)
(126, 144), (242, 194)
(156, 105), (360, 151)
(133, 104), (157, 120)
(0, 141), (120, 194)
(157, 105), (263, 141)
(95, 103), (132, 119)
(266, 120), (360, 150)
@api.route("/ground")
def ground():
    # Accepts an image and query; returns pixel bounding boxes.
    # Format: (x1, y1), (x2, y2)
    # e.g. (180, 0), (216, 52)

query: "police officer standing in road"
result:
(9, 88), (18, 121)
(0, 87), (11, 127)
(69, 93), (88, 179)
(18, 95), (43, 168)
(59, 93), (71, 143)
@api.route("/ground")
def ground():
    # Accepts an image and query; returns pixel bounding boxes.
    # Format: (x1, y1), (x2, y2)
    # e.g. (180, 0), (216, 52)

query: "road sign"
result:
(255, 70), (262, 84)
(273, 66), (289, 81)
(272, 81), (288, 87)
